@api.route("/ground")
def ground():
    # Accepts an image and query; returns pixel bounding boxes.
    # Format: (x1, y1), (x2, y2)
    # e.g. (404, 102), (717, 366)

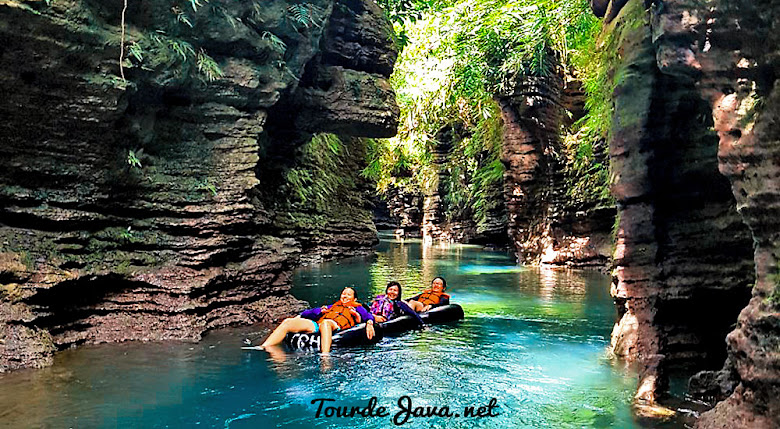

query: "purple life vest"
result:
(370, 294), (395, 320)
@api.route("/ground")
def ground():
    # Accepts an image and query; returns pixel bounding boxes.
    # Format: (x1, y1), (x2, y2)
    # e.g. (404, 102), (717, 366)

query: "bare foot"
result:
(264, 345), (287, 363)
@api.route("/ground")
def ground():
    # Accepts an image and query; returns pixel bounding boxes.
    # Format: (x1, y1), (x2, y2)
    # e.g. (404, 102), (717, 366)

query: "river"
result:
(0, 234), (688, 428)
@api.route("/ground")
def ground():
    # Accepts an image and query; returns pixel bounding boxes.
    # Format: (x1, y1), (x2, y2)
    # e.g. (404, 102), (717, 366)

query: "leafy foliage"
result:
(562, 0), (648, 205)
(127, 150), (142, 168)
(173, 6), (193, 28)
(285, 134), (354, 210)
(196, 49), (223, 81)
(369, 0), (609, 230)
(287, 3), (326, 30)
(189, 0), (207, 12)
(287, 4), (312, 28)
(261, 31), (287, 55)
(196, 178), (218, 196)
(124, 32), (222, 83)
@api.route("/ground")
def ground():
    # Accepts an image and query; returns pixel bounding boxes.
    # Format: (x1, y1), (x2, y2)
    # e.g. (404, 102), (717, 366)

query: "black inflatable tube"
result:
(380, 304), (464, 334)
(419, 303), (465, 324)
(281, 304), (464, 351)
(379, 314), (423, 334)
(283, 322), (384, 351)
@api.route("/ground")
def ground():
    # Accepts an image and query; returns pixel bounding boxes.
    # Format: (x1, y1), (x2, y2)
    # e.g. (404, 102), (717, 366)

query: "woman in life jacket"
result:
(258, 287), (375, 353)
(369, 281), (423, 324)
(406, 277), (450, 313)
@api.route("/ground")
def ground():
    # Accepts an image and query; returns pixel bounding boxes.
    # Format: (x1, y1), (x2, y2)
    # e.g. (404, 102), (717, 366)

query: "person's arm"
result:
(407, 293), (421, 302)
(355, 306), (375, 323)
(300, 307), (323, 320)
(396, 300), (424, 325)
(356, 306), (376, 339)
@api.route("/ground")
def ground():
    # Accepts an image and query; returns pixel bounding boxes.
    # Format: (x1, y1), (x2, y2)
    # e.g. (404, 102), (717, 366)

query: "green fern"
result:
(287, 4), (312, 29)
(261, 31), (287, 55)
(196, 50), (223, 81)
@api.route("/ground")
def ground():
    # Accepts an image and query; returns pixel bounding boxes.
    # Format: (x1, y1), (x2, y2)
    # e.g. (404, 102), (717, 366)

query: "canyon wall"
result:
(676, 0), (779, 426)
(604, 0), (756, 402)
(594, 0), (779, 425)
(0, 0), (398, 371)
(500, 73), (616, 267)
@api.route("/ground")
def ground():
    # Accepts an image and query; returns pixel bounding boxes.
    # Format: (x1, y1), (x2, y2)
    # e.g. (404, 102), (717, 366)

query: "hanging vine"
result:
(119, 0), (128, 81)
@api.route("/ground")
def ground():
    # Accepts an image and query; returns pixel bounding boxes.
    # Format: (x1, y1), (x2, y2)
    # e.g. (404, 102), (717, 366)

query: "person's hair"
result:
(386, 281), (403, 300)
(431, 277), (447, 290)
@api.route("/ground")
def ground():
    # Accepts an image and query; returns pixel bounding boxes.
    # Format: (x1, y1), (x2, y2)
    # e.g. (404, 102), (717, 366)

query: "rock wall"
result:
(656, 0), (779, 426)
(0, 0), (398, 371)
(500, 73), (615, 267)
(600, 0), (768, 418)
(381, 186), (424, 236)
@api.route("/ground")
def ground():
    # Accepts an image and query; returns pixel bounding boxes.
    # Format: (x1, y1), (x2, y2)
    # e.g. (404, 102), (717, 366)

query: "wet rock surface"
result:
(0, 0), (398, 371)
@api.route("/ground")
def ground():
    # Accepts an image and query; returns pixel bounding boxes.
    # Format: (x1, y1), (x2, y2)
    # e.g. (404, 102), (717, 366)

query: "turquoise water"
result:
(0, 236), (682, 428)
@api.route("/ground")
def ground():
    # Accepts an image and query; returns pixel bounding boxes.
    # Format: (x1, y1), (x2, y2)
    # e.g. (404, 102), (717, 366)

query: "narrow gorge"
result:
(1, 0), (778, 427)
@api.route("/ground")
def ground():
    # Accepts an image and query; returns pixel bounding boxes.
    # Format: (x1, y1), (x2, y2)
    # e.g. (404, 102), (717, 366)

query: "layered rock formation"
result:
(0, 0), (398, 371)
(604, 0), (756, 402)
(500, 73), (615, 267)
(418, 124), (508, 246)
(672, 0), (779, 426)
(381, 186), (424, 236)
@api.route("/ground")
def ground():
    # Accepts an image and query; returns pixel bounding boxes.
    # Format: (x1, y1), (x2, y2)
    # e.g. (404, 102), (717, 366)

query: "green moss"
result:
(18, 250), (34, 271)
(115, 259), (132, 275)
(766, 269), (780, 306)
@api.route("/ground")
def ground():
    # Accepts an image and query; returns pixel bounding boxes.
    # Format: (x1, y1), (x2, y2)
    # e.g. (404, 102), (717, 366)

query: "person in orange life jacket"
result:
(369, 281), (423, 324)
(258, 287), (375, 353)
(406, 277), (450, 313)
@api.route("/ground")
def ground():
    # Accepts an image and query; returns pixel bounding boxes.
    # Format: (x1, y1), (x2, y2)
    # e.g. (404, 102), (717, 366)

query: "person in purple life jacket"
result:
(369, 281), (423, 324)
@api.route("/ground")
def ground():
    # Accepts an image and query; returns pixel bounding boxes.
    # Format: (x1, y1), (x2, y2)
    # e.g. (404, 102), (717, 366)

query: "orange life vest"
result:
(318, 301), (362, 329)
(416, 289), (450, 306)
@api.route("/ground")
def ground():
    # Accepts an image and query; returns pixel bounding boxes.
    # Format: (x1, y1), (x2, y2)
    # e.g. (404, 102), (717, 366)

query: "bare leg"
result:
(319, 353), (333, 371)
(260, 317), (316, 348)
(264, 344), (288, 364)
(319, 319), (338, 353)
(407, 300), (424, 312)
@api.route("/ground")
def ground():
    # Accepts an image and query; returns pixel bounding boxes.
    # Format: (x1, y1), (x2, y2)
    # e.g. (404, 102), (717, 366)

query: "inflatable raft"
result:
(283, 322), (383, 350)
(243, 304), (464, 351)
(380, 303), (464, 334)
